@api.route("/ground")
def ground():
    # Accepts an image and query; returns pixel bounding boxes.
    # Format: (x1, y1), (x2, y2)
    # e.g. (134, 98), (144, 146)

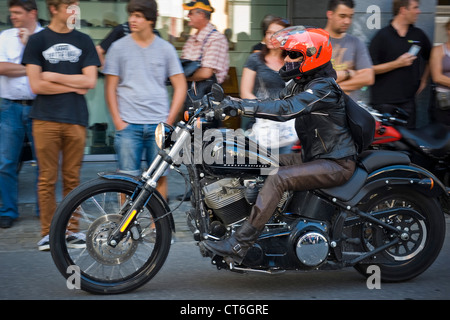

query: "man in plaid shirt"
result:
(181, 0), (229, 89)
(177, 0), (229, 201)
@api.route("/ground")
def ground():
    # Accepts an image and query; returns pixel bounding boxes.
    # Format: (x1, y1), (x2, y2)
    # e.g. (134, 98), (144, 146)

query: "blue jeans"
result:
(114, 123), (160, 176)
(0, 99), (36, 219)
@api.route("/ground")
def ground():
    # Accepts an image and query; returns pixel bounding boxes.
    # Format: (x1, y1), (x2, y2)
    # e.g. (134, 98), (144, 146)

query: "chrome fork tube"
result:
(108, 126), (192, 246)
(143, 127), (191, 189)
(141, 154), (163, 181)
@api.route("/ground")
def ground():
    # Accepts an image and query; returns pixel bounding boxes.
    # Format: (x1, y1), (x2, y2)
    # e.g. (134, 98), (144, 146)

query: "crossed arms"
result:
(26, 64), (98, 95)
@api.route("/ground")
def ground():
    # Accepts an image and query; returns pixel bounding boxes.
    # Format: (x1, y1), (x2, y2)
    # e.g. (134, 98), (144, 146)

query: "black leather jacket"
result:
(240, 77), (357, 162)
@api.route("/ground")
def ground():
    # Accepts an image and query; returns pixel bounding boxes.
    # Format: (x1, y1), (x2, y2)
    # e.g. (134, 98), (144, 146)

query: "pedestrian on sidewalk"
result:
(103, 0), (187, 200)
(0, 0), (43, 229)
(369, 0), (431, 129)
(22, 0), (100, 250)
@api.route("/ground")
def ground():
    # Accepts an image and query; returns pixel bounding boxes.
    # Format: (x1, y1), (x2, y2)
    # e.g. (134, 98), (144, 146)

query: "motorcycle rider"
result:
(204, 26), (357, 264)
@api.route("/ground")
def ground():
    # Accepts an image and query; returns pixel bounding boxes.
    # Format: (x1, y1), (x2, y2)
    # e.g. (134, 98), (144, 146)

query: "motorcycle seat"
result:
(319, 150), (410, 202)
(319, 167), (367, 202)
(357, 150), (410, 172)
(398, 123), (450, 158)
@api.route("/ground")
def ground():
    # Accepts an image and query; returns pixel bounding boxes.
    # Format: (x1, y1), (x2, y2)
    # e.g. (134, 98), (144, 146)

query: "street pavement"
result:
(0, 161), (195, 251)
(1, 161), (449, 301)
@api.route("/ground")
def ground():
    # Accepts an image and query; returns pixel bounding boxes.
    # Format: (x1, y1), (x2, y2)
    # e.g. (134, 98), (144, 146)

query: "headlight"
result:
(155, 123), (174, 150)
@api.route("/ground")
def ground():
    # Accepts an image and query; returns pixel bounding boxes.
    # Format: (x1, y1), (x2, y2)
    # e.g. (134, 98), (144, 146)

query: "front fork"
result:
(108, 126), (192, 247)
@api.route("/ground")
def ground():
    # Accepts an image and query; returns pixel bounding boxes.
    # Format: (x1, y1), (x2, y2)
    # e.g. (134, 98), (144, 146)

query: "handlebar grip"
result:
(389, 117), (408, 125)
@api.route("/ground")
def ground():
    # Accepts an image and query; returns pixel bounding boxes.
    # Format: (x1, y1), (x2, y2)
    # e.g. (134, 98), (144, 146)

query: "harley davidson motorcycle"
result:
(50, 84), (447, 294)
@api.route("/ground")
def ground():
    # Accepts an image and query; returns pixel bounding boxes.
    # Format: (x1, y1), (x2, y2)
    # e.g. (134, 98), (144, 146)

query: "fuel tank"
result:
(201, 128), (279, 176)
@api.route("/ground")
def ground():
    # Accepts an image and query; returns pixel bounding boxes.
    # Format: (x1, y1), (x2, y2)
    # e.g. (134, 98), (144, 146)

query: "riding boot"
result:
(203, 220), (261, 264)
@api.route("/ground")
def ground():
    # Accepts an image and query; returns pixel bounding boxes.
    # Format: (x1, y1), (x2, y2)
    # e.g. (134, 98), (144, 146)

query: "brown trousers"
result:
(248, 153), (356, 230)
(33, 120), (86, 236)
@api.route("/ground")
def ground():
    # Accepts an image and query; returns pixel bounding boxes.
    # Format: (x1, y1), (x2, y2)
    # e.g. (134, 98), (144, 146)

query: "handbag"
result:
(180, 59), (201, 78)
(436, 91), (450, 110)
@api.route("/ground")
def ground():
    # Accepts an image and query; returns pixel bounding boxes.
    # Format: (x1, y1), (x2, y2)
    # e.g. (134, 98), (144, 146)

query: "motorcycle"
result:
(367, 105), (450, 185)
(49, 84), (448, 294)
(365, 104), (450, 212)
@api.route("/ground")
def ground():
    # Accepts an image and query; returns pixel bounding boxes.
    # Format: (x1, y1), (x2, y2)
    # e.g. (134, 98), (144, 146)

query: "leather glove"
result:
(214, 96), (243, 119)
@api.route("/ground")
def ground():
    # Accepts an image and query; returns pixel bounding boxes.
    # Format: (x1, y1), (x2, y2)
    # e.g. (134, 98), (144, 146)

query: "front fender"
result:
(98, 172), (176, 232)
(347, 164), (447, 206)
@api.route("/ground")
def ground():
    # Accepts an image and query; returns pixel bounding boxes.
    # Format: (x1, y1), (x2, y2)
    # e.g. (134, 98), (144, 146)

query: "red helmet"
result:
(271, 26), (332, 75)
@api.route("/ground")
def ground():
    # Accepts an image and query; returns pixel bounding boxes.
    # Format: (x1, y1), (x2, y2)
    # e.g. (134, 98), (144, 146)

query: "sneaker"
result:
(37, 235), (50, 251)
(66, 232), (86, 249)
(0, 216), (14, 228)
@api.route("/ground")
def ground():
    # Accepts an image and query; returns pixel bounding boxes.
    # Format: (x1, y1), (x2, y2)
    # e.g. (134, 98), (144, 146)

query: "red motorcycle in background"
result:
(368, 105), (450, 187)
(368, 105), (450, 212)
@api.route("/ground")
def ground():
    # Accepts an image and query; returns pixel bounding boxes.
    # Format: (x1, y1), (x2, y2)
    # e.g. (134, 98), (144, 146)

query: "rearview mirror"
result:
(211, 83), (225, 102)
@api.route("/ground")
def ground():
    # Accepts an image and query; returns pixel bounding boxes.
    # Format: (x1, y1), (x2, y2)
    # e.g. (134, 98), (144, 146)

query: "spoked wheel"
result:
(50, 178), (172, 294)
(354, 187), (446, 282)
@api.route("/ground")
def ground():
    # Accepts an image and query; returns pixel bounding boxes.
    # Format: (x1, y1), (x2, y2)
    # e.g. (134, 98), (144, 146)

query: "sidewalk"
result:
(0, 161), (194, 251)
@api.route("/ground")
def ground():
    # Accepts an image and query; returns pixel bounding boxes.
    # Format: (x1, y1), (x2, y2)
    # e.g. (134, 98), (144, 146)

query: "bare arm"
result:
(26, 64), (86, 95)
(187, 67), (214, 82)
(0, 62), (27, 77)
(337, 68), (375, 93)
(105, 74), (127, 131)
(96, 45), (106, 68)
(240, 67), (257, 99)
(373, 53), (417, 75)
(166, 73), (188, 126)
(430, 45), (450, 88)
(41, 65), (98, 89)
(417, 64), (430, 95)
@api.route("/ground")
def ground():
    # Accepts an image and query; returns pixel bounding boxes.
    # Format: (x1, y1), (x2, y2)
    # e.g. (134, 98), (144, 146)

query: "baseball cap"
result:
(182, 0), (215, 13)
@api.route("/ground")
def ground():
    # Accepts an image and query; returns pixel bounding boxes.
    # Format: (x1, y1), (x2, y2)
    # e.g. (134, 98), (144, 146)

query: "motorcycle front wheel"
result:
(50, 178), (172, 294)
(353, 187), (446, 282)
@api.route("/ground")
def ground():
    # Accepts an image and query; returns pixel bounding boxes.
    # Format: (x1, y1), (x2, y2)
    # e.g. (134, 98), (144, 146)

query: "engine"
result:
(202, 178), (252, 226)
(201, 177), (331, 269)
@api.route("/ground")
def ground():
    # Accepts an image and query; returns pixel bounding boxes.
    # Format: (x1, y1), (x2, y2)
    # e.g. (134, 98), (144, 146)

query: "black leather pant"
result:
(248, 153), (356, 230)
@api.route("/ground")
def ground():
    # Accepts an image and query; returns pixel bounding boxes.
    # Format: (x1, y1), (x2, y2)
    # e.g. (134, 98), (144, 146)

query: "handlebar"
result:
(186, 83), (239, 123)
(370, 110), (408, 126)
(357, 101), (408, 126)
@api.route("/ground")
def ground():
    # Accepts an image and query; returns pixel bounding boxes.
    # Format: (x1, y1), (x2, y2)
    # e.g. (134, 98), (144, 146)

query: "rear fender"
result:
(346, 164), (447, 207)
(98, 172), (176, 232)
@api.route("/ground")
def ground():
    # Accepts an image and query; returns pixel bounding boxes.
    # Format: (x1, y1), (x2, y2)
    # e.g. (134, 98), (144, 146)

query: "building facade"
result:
(0, 0), (445, 159)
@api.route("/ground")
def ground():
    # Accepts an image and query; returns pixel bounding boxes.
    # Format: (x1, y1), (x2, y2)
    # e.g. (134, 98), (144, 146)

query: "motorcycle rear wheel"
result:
(50, 178), (172, 294)
(353, 187), (446, 282)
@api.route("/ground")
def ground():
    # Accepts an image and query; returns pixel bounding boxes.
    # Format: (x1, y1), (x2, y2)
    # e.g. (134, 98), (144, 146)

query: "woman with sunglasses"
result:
(204, 26), (357, 264)
(240, 17), (297, 155)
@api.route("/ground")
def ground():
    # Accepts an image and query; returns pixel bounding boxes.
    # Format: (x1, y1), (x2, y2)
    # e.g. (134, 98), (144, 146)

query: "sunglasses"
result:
(285, 51), (303, 59)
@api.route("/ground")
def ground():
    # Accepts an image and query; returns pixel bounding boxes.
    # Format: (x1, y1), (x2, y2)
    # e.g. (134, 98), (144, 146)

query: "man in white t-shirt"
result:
(0, 0), (43, 228)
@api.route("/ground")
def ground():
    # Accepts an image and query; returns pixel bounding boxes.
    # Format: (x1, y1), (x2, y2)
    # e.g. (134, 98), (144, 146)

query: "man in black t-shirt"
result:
(22, 0), (100, 251)
(369, 0), (431, 129)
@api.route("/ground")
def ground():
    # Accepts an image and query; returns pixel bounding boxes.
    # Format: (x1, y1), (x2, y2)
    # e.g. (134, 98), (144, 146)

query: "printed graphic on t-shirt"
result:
(42, 43), (82, 64)
(331, 44), (353, 71)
